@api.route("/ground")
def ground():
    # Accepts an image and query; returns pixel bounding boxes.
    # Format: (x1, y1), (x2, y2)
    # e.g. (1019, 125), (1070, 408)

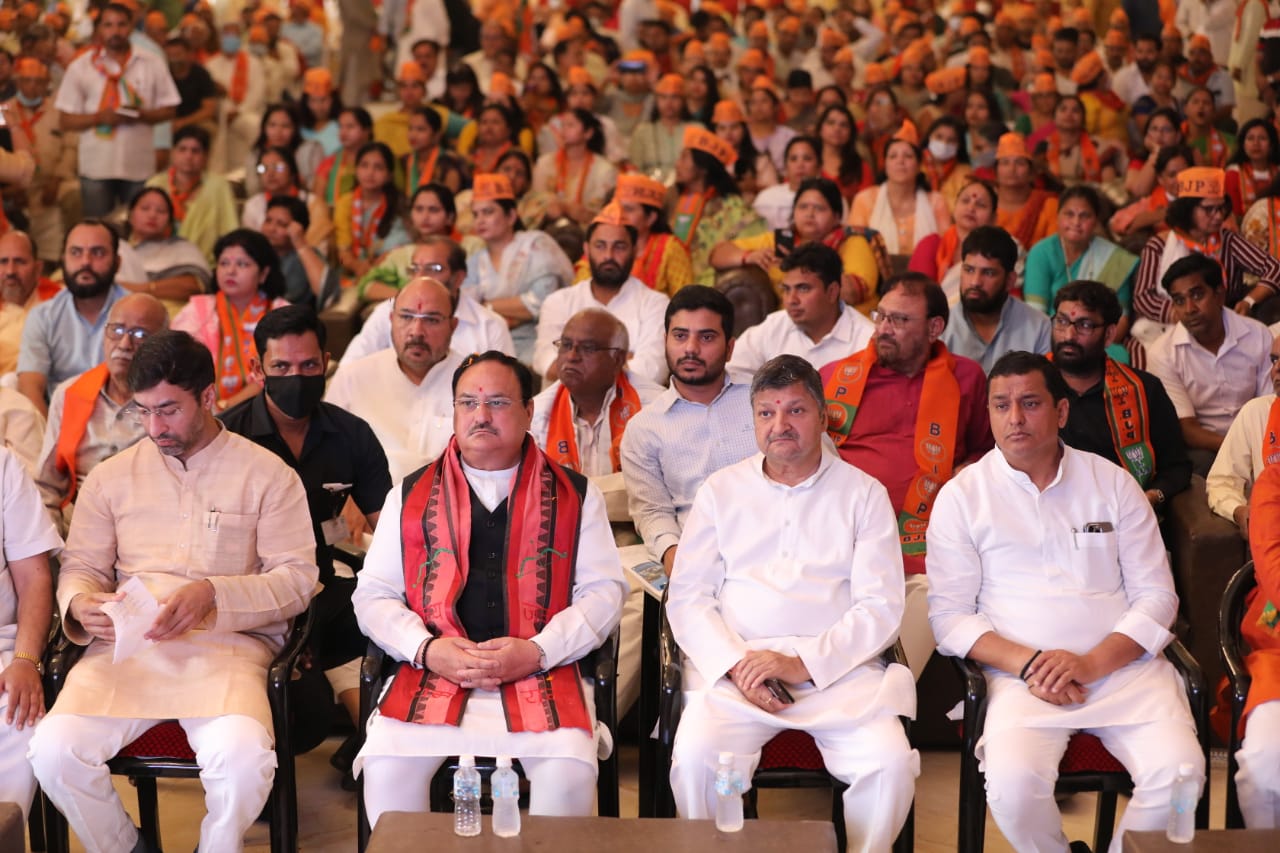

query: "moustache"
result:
(468, 425), (498, 436)
(767, 431), (799, 444)
(677, 357), (706, 367)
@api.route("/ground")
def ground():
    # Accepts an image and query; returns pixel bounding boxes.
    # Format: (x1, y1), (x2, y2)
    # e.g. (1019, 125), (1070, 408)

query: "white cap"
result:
(459, 755), (476, 767)
(497, 755), (513, 768)
(718, 751), (733, 765)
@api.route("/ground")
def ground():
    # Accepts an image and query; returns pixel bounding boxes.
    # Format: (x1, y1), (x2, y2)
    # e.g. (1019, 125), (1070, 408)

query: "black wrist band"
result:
(1019, 649), (1043, 682)
(417, 636), (435, 668)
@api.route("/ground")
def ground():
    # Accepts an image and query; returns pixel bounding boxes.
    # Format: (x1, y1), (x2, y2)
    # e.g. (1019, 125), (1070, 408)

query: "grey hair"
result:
(571, 307), (630, 352)
(749, 354), (825, 409)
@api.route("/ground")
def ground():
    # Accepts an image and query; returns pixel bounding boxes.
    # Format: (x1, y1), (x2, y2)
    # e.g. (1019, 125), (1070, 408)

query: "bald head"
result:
(0, 231), (39, 306)
(104, 293), (170, 385)
(391, 277), (458, 381)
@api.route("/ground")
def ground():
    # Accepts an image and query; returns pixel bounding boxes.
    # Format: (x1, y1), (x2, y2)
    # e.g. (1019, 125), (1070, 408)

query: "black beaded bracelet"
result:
(416, 636), (435, 668)
(1019, 649), (1043, 682)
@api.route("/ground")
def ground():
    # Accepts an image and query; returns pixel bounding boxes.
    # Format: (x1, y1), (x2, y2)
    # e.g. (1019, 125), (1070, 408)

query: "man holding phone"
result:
(927, 351), (1203, 851)
(54, 2), (179, 217)
(667, 355), (918, 853)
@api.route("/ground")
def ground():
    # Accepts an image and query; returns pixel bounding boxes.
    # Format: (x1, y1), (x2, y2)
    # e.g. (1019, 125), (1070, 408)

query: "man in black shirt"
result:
(165, 36), (218, 132)
(1052, 280), (1191, 509)
(221, 305), (391, 786)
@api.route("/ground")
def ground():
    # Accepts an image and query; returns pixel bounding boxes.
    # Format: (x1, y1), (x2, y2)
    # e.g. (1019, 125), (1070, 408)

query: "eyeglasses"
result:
(393, 310), (447, 327)
(106, 324), (151, 342)
(123, 403), (183, 424)
(453, 397), (515, 412)
(552, 339), (623, 357)
(1052, 314), (1105, 334)
(1196, 202), (1231, 217)
(407, 261), (448, 276)
(869, 309), (917, 330)
(255, 163), (290, 174)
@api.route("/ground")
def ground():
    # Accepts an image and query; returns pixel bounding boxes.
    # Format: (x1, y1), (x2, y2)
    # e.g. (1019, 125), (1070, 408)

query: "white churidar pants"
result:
(1237, 699), (1280, 828)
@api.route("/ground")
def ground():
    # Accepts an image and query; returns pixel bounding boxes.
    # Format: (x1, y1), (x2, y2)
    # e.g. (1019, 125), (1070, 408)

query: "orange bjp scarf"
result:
(545, 373), (642, 474)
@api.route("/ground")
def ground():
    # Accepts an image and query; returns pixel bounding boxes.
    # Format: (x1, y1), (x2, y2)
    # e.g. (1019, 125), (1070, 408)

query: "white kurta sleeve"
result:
(925, 478), (998, 658)
(1206, 400), (1263, 521)
(530, 482), (627, 667)
(789, 479), (904, 690)
(531, 289), (569, 379)
(667, 484), (750, 683)
(352, 484), (433, 663)
(1110, 473), (1179, 654)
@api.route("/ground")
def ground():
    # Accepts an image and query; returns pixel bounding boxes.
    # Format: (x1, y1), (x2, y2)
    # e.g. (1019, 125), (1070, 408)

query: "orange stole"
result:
(54, 364), (110, 508)
(1264, 396), (1280, 468)
(823, 341), (960, 556)
(378, 437), (592, 733)
(545, 373), (642, 473)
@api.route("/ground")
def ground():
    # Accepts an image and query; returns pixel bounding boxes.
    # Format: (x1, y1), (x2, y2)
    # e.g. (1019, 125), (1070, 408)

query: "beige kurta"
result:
(52, 426), (318, 731)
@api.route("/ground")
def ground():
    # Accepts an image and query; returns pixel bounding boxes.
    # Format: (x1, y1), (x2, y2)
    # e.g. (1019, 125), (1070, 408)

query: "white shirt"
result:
(752, 183), (798, 231)
(668, 450), (912, 714)
(728, 304), (876, 381)
(54, 48), (181, 181)
(324, 348), (464, 482)
(1176, 0), (1237, 66)
(927, 445), (1185, 735)
(1111, 63), (1151, 104)
(619, 377), (757, 562)
(333, 294), (515, 379)
(531, 277), (671, 385)
(205, 52), (267, 118)
(1206, 393), (1274, 522)
(353, 465), (627, 673)
(529, 370), (665, 478)
(0, 448), (63, 652)
(1146, 308), (1273, 435)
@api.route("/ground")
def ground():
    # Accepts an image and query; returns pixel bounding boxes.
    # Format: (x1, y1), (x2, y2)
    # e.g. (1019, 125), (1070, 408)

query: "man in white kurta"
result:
(532, 214), (671, 386)
(668, 354), (918, 853)
(726, 244), (876, 381)
(28, 330), (317, 853)
(353, 352), (626, 826)
(926, 351), (1204, 853)
(0, 448), (62, 824)
(325, 279), (463, 481)
(204, 26), (267, 174)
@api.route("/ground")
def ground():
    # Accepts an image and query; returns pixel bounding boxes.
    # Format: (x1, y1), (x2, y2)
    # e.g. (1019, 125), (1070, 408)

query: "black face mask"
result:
(265, 374), (326, 420)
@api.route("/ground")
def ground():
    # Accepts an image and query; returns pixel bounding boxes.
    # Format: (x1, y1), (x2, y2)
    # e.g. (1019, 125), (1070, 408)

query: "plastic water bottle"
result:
(453, 755), (482, 837)
(1166, 762), (1197, 843)
(491, 755), (521, 838)
(714, 751), (744, 832)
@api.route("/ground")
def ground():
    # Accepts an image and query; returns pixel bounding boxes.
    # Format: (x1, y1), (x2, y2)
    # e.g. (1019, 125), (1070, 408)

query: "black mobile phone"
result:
(775, 229), (796, 256)
(764, 678), (795, 705)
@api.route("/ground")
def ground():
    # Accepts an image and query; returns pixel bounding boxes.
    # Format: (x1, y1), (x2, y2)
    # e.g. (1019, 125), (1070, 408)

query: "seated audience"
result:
(145, 126), (238, 262)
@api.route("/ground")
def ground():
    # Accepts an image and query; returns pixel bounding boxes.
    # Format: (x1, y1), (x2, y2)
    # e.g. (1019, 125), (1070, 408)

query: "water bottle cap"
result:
(1179, 762), (1195, 775)
(459, 755), (476, 767)
(718, 751), (733, 765)
(497, 755), (513, 767)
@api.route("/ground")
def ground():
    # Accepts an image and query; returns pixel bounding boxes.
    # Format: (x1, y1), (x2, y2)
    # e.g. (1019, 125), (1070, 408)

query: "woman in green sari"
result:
(1024, 184), (1138, 362)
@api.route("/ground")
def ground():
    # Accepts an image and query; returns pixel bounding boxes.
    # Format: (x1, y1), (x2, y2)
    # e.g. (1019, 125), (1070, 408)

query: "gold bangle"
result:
(13, 651), (41, 668)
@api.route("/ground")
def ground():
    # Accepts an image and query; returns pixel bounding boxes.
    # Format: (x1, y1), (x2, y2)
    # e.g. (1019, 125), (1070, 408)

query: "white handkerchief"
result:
(99, 576), (161, 664)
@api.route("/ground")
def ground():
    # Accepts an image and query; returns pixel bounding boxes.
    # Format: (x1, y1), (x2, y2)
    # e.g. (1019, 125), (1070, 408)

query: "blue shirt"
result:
(941, 295), (1052, 375)
(18, 284), (128, 392)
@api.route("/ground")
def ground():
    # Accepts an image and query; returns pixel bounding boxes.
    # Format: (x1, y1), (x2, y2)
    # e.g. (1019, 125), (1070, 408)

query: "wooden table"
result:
(1122, 829), (1280, 852)
(367, 812), (837, 851)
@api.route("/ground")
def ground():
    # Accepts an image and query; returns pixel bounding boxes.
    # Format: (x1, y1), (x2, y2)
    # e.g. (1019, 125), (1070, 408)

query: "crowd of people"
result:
(4, 1), (1280, 852)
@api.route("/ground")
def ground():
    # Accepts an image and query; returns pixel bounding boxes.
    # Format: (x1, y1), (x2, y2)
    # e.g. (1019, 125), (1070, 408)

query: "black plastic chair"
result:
(951, 638), (1211, 853)
(43, 605), (313, 853)
(1219, 561), (1257, 829)
(355, 627), (621, 852)
(656, 591), (915, 852)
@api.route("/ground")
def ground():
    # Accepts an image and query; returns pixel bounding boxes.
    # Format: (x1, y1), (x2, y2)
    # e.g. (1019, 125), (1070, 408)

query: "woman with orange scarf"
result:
(1183, 87), (1234, 168)
(816, 104), (874, 201)
(1226, 119), (1280, 217)
(530, 108), (617, 226)
(908, 178), (999, 304)
(993, 133), (1058, 249)
(334, 142), (409, 278)
(628, 74), (692, 186)
(1037, 95), (1116, 187)
(172, 229), (289, 409)
(312, 106), (372, 210)
(920, 115), (973, 209)
(144, 125), (237, 263)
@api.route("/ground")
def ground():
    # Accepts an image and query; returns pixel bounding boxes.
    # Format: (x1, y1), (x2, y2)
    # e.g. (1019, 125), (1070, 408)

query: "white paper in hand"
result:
(99, 576), (162, 664)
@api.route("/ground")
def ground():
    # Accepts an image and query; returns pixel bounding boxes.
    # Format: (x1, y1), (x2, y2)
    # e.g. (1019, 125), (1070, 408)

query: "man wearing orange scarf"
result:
(531, 310), (664, 478)
(354, 351), (626, 825)
(820, 275), (991, 679)
(205, 20), (266, 173)
(34, 293), (167, 534)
